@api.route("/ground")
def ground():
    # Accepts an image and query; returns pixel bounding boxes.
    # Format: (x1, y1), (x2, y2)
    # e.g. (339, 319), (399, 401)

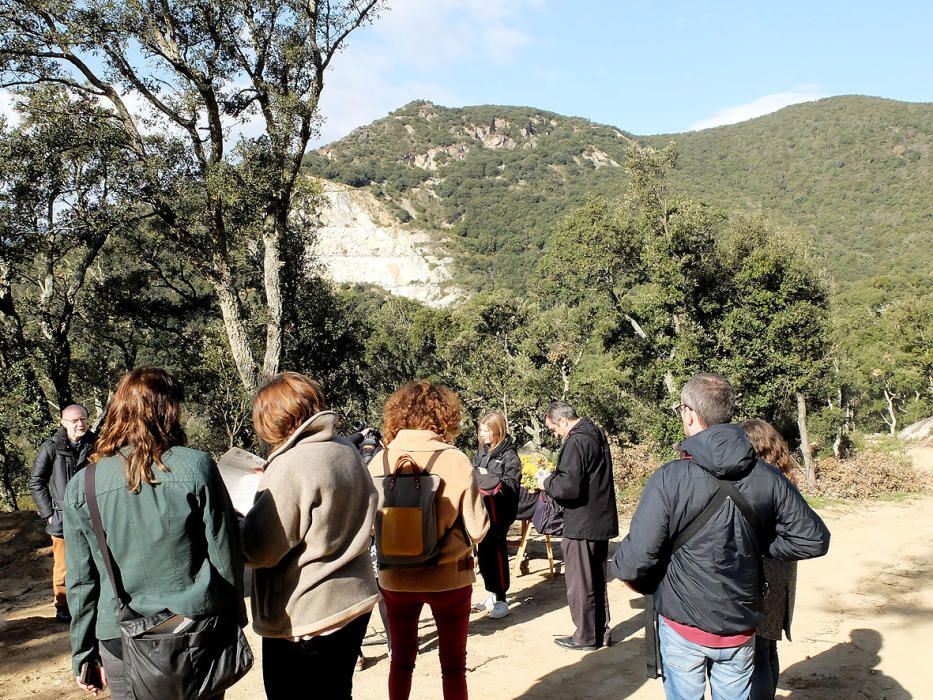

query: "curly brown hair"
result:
(742, 419), (798, 486)
(91, 368), (186, 493)
(382, 381), (462, 445)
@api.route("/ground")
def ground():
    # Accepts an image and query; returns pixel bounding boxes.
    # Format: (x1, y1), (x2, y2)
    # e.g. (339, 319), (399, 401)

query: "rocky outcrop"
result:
(310, 180), (459, 307)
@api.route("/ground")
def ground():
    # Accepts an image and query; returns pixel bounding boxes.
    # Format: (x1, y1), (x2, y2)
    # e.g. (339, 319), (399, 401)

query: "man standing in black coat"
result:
(28, 404), (96, 623)
(611, 373), (830, 700)
(538, 400), (618, 650)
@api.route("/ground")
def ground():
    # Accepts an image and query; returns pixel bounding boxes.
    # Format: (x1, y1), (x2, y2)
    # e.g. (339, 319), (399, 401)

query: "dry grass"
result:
(807, 449), (933, 499)
(610, 443), (931, 514)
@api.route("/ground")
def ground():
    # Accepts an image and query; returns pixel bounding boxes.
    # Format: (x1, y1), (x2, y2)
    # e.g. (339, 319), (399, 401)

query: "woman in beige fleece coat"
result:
(369, 381), (489, 700)
(241, 373), (379, 700)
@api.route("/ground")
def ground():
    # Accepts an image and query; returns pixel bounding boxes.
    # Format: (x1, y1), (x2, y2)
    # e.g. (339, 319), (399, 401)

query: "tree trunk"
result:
(214, 279), (259, 395)
(0, 440), (21, 510)
(882, 387), (898, 436)
(796, 392), (816, 490)
(261, 225), (285, 383)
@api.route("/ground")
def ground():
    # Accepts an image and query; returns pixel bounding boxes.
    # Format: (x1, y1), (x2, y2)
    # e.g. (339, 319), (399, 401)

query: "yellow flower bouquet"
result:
(520, 453), (554, 491)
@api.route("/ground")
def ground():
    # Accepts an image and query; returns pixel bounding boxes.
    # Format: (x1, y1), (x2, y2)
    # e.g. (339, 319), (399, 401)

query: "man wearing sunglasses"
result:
(611, 373), (830, 700)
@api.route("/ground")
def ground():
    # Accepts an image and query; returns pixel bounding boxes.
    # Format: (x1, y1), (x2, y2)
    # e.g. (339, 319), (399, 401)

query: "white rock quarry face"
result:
(311, 181), (459, 307)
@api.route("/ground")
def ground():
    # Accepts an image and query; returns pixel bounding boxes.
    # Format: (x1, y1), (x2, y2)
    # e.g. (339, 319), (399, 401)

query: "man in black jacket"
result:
(538, 400), (618, 650)
(28, 404), (96, 623)
(611, 373), (830, 700)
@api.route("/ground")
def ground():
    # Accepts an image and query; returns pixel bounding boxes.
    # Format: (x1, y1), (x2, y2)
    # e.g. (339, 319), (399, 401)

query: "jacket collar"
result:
(386, 429), (451, 453)
(266, 411), (341, 464)
(54, 427), (95, 453)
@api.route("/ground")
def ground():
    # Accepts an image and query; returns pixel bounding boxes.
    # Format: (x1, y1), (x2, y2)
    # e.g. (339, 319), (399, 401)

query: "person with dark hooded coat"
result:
(538, 401), (618, 651)
(611, 373), (830, 700)
(471, 411), (521, 619)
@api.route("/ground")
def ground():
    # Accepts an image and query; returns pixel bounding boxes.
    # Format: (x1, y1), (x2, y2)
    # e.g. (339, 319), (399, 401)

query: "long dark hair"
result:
(91, 368), (187, 493)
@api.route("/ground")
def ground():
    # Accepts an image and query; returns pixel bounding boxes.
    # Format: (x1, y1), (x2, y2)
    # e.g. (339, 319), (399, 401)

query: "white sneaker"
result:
(472, 594), (496, 613)
(489, 601), (510, 619)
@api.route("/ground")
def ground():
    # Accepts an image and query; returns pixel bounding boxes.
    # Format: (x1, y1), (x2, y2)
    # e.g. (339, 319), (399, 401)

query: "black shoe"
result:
(554, 636), (600, 651)
(54, 606), (71, 623)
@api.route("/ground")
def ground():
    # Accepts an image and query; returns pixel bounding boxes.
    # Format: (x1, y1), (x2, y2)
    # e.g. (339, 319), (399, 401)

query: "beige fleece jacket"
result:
(370, 429), (489, 592)
(241, 411), (379, 638)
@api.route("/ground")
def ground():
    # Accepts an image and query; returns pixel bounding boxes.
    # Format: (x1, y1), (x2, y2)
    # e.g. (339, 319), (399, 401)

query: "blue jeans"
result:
(659, 616), (755, 700)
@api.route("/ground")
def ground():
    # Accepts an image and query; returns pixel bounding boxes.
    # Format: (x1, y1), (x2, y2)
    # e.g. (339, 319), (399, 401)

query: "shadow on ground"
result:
(781, 628), (910, 699)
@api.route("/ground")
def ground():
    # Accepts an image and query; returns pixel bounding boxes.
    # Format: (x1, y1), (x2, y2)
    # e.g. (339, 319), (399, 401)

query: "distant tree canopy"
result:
(0, 69), (929, 508)
(0, 0), (384, 395)
(303, 97), (933, 293)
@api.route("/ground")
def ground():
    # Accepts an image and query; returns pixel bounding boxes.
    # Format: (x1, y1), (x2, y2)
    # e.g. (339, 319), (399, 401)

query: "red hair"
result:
(382, 381), (462, 445)
(742, 419), (798, 486)
(91, 368), (186, 493)
(253, 372), (327, 449)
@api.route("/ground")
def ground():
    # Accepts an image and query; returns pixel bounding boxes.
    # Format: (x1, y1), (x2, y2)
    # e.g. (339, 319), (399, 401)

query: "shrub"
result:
(807, 449), (932, 499)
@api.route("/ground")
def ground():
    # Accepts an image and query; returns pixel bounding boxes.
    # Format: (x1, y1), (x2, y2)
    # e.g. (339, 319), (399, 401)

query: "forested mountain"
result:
(303, 96), (932, 293)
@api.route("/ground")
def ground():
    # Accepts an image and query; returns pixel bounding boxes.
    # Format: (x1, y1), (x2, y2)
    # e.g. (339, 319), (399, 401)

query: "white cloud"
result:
(689, 87), (826, 131)
(311, 0), (540, 146)
(0, 90), (23, 128)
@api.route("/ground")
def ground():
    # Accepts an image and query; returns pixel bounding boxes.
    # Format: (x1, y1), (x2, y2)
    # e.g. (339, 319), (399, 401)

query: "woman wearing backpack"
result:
(240, 372), (380, 699)
(370, 381), (489, 700)
(471, 411), (521, 619)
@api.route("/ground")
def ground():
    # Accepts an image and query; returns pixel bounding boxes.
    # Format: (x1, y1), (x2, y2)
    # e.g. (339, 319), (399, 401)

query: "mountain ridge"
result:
(304, 95), (932, 295)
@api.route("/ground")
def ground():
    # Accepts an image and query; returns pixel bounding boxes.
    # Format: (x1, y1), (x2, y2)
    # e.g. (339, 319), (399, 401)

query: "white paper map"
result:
(218, 447), (265, 515)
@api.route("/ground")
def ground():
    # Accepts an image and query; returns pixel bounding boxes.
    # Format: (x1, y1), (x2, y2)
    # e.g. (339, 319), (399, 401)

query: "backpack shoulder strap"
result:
(716, 478), (764, 533)
(381, 450), (391, 475)
(670, 482), (727, 552)
(422, 448), (451, 472)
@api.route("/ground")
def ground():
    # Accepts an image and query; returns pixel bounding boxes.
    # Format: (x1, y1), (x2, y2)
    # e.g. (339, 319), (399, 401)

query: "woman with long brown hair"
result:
(369, 381), (489, 700)
(471, 411), (521, 619)
(742, 419), (800, 700)
(63, 368), (245, 698)
(240, 372), (379, 700)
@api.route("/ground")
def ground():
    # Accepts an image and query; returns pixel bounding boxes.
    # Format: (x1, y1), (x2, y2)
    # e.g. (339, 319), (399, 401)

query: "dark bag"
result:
(84, 466), (253, 699)
(531, 491), (564, 535)
(374, 449), (449, 568)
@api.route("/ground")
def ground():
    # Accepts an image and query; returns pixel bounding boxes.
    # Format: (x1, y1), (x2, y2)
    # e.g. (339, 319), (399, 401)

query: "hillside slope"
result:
(304, 96), (932, 294)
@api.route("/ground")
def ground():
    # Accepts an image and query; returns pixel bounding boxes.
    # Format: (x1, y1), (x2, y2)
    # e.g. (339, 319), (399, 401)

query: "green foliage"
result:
(303, 97), (933, 295)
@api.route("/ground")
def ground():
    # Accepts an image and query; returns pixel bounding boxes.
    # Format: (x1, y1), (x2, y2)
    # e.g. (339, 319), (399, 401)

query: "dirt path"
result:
(3, 482), (931, 698)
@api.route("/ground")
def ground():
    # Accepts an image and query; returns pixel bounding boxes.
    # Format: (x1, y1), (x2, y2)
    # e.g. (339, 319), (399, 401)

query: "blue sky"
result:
(314, 0), (933, 145)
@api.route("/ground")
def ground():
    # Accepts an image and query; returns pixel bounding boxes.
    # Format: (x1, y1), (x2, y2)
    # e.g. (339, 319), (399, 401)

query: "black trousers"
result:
(262, 611), (371, 700)
(562, 538), (611, 647)
(477, 523), (511, 600)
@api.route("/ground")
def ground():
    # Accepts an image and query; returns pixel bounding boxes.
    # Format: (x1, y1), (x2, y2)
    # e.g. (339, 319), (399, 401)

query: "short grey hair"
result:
(680, 373), (735, 427)
(544, 400), (578, 423)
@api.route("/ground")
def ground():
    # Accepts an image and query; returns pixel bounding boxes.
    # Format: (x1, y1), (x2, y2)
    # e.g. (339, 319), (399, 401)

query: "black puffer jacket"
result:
(472, 434), (521, 495)
(611, 423), (830, 635)
(544, 418), (619, 540)
(28, 427), (96, 537)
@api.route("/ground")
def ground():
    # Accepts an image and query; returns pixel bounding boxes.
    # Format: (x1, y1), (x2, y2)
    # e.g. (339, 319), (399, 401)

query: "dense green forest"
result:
(303, 97), (932, 291)
(0, 1), (929, 510)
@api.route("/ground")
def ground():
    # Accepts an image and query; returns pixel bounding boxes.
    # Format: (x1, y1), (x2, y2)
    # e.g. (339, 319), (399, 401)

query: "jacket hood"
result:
(488, 433), (515, 458)
(266, 411), (341, 464)
(679, 423), (756, 478)
(567, 417), (602, 444)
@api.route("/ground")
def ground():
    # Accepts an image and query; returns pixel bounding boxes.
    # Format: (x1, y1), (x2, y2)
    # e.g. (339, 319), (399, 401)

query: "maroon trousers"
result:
(382, 585), (472, 700)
